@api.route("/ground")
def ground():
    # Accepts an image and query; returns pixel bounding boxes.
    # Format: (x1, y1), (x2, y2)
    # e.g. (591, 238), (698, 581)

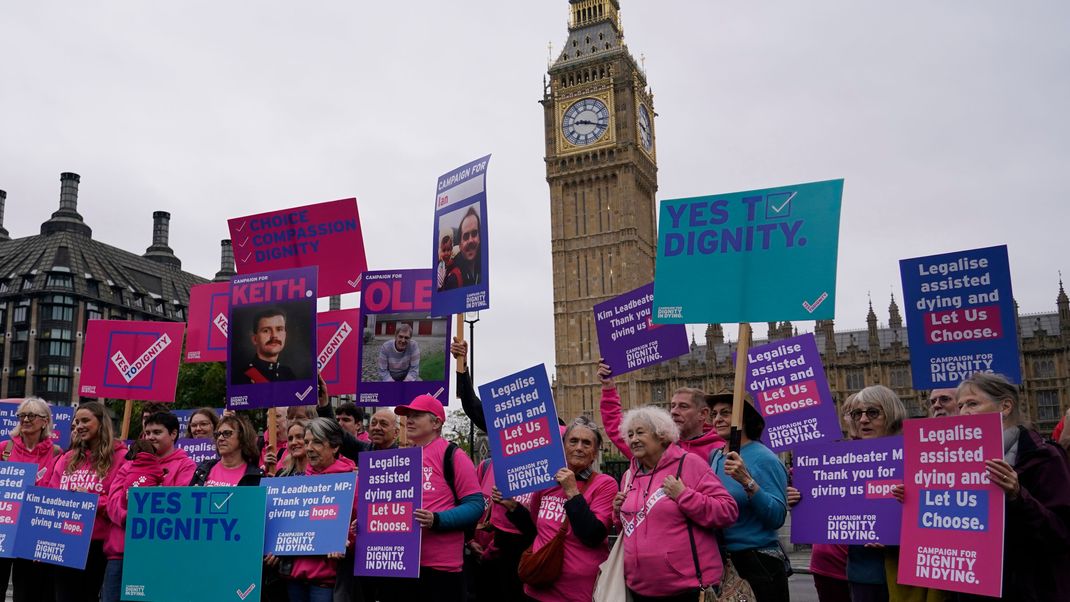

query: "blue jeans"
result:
(102, 558), (123, 602)
(286, 580), (333, 602)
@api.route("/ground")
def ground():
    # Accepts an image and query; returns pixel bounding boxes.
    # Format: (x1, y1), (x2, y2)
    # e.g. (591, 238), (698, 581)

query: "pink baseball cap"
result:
(394, 394), (446, 422)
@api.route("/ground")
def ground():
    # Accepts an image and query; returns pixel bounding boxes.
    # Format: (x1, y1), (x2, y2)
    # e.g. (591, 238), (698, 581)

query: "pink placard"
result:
(227, 198), (368, 298)
(79, 320), (185, 401)
(898, 413), (1004, 597)
(185, 282), (230, 362)
(317, 308), (359, 396)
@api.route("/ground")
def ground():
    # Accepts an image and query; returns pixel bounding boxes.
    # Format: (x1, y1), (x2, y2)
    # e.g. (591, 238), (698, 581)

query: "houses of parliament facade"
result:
(543, 0), (1070, 436)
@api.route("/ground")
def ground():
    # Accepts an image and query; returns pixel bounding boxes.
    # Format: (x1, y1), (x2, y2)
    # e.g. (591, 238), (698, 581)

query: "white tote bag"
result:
(592, 469), (633, 602)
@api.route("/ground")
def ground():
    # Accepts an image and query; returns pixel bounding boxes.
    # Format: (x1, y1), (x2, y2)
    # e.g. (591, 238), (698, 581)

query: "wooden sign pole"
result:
(729, 323), (753, 453)
(266, 409), (277, 474)
(119, 399), (134, 440)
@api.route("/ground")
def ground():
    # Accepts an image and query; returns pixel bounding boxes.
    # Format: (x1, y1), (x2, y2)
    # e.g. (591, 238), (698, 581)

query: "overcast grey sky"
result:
(2, 1), (1068, 389)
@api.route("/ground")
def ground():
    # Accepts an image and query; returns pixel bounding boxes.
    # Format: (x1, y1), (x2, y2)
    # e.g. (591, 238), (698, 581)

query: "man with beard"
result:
(443, 207), (481, 288)
(235, 307), (295, 384)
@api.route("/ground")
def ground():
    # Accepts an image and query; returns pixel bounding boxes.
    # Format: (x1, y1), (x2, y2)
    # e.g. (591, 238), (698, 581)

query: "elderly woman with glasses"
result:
(841, 385), (907, 602)
(2, 398), (63, 602)
(189, 415), (263, 487)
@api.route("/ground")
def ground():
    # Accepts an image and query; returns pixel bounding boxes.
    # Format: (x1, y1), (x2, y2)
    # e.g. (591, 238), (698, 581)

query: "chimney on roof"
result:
(213, 239), (236, 282)
(59, 172), (79, 212)
(143, 211), (182, 269)
(41, 172), (92, 237)
(0, 190), (9, 241)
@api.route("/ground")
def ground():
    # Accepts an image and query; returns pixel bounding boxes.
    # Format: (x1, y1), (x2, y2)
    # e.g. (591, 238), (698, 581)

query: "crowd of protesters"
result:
(3, 350), (1068, 602)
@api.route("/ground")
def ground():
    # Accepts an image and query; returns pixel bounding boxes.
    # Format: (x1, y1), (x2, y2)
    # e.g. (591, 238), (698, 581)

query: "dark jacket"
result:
(189, 458), (263, 487)
(981, 426), (1070, 602)
(457, 370), (486, 432)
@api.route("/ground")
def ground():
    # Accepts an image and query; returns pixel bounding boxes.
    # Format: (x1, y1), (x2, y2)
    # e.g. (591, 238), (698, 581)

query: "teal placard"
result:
(652, 179), (843, 323)
(121, 487), (266, 602)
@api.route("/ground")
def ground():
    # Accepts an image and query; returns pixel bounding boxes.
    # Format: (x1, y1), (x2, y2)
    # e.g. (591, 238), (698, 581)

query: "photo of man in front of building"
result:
(377, 323), (421, 382)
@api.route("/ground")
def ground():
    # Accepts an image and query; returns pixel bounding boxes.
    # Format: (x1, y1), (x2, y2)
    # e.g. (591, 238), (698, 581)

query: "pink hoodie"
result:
(618, 444), (738, 597)
(105, 447), (198, 558)
(288, 455), (357, 586)
(0, 436), (62, 484)
(46, 440), (128, 543)
(601, 386), (725, 463)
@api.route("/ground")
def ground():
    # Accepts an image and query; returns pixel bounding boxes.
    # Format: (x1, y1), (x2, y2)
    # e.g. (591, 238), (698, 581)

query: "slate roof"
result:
(0, 229), (208, 315)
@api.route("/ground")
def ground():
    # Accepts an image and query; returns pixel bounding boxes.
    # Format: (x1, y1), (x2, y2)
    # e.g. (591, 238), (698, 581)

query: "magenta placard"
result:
(79, 320), (185, 401)
(317, 308), (359, 395)
(185, 282), (230, 362)
(227, 198), (368, 298)
(898, 413), (1004, 597)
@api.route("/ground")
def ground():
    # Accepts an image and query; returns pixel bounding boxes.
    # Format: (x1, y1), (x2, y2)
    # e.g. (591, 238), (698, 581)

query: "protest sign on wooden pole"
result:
(265, 409), (277, 474)
(120, 399), (134, 440)
(729, 323), (752, 453)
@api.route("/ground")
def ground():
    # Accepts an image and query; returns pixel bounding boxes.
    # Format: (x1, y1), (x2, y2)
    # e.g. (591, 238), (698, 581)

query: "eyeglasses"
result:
(16, 413), (46, 421)
(214, 430), (236, 439)
(848, 408), (883, 421)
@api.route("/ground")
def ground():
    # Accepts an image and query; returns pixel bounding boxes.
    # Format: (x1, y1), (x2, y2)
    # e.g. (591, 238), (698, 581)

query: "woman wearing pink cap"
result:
(376, 394), (483, 602)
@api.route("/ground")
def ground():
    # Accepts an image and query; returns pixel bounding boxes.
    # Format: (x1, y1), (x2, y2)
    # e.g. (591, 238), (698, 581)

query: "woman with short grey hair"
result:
(614, 405), (737, 600)
(276, 417), (355, 602)
(493, 415), (619, 602)
(3, 397), (63, 602)
(619, 405), (681, 447)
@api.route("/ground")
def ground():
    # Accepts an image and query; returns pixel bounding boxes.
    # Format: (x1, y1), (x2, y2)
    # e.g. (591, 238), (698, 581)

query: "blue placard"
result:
(430, 155), (491, 316)
(264, 473), (356, 556)
(0, 401), (73, 450)
(0, 463), (34, 558)
(652, 179), (843, 323)
(15, 486), (98, 568)
(478, 364), (566, 497)
(899, 245), (1020, 388)
(121, 487), (266, 601)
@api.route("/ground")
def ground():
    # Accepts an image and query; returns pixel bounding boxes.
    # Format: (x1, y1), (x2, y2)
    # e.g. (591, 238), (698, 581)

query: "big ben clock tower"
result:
(543, 0), (658, 420)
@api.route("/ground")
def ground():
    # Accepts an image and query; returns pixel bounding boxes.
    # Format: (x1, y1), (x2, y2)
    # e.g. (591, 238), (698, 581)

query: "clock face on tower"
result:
(638, 104), (653, 151)
(562, 98), (610, 146)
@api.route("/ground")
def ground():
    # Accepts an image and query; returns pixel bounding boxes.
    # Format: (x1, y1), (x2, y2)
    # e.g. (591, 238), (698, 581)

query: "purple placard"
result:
(791, 436), (904, 545)
(355, 447), (421, 578)
(175, 438), (219, 465)
(593, 282), (689, 375)
(745, 333), (843, 452)
(430, 155), (491, 316)
(356, 269), (451, 407)
(226, 267), (319, 410)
